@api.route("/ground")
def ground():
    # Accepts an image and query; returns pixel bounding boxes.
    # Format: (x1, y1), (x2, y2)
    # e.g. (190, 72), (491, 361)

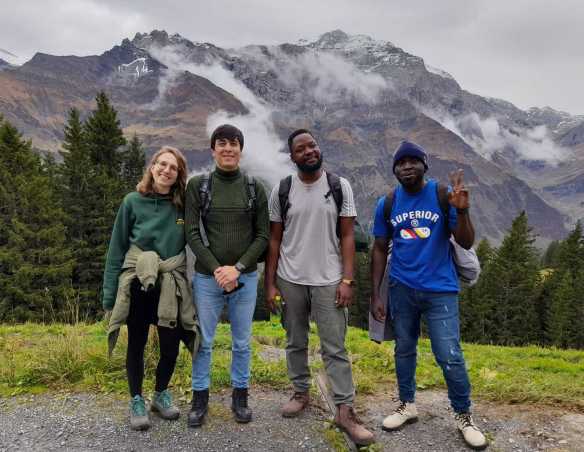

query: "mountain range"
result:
(1, 29), (583, 244)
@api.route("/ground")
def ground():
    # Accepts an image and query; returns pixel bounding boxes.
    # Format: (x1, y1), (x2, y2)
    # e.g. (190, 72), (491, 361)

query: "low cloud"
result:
(239, 46), (390, 106)
(147, 44), (293, 186)
(425, 109), (571, 164)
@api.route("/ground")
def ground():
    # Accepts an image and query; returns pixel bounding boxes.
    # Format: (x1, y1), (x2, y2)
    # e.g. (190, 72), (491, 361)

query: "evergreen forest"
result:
(0, 93), (582, 350)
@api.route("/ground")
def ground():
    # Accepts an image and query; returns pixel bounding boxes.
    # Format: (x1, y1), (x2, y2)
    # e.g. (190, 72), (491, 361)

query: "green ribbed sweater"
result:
(185, 167), (269, 275)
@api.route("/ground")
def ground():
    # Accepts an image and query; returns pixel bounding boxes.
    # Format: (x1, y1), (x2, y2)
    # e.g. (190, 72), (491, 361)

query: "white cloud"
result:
(259, 50), (389, 105)
(424, 109), (571, 163)
(147, 45), (293, 186)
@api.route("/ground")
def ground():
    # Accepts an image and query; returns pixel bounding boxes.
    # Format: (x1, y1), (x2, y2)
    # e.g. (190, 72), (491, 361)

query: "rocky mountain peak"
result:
(309, 29), (396, 53)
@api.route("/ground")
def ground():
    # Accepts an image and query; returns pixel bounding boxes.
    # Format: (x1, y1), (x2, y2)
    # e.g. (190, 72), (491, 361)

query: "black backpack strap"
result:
(244, 174), (256, 211)
(325, 172), (343, 213)
(325, 172), (344, 238)
(198, 173), (213, 247)
(278, 175), (293, 227)
(436, 182), (451, 236)
(383, 188), (395, 238)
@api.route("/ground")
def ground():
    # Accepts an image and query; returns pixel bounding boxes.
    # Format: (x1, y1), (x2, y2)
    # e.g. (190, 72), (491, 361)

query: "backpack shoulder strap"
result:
(325, 172), (343, 213)
(436, 182), (449, 217)
(436, 182), (451, 237)
(244, 173), (256, 211)
(278, 175), (293, 226)
(326, 172), (345, 239)
(383, 188), (395, 238)
(198, 172), (213, 247)
(199, 173), (213, 217)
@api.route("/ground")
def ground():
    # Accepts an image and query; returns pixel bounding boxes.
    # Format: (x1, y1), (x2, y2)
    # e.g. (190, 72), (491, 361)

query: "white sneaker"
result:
(455, 412), (488, 450)
(382, 401), (418, 431)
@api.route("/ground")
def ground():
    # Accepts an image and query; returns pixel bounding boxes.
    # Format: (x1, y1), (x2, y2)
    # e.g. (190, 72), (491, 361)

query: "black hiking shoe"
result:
(231, 387), (252, 423)
(188, 389), (209, 427)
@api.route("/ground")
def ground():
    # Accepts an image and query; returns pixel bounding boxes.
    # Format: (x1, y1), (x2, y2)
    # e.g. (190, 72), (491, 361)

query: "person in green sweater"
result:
(102, 146), (197, 431)
(185, 124), (269, 427)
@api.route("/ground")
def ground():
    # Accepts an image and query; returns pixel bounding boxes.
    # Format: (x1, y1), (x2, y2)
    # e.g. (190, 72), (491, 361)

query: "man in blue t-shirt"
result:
(370, 141), (487, 450)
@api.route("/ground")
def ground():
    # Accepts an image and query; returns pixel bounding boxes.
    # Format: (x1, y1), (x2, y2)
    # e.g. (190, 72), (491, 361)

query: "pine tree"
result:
(84, 91), (127, 175)
(459, 238), (496, 343)
(121, 133), (145, 192)
(547, 271), (574, 348)
(58, 95), (128, 319)
(475, 238), (495, 268)
(573, 270), (584, 348)
(542, 240), (561, 268)
(0, 119), (74, 322)
(542, 222), (584, 347)
(474, 212), (541, 345)
(490, 212), (540, 345)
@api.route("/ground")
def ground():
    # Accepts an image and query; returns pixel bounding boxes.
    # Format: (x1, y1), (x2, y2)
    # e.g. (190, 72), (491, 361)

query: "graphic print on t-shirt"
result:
(400, 227), (431, 239)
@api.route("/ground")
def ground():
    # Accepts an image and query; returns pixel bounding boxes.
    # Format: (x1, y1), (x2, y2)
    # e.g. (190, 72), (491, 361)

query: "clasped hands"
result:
(214, 265), (241, 293)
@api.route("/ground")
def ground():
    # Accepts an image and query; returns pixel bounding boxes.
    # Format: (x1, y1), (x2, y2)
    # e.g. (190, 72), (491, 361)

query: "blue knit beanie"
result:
(392, 140), (428, 173)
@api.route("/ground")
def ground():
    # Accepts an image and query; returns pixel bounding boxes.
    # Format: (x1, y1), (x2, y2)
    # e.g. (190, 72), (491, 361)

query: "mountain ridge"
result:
(0, 29), (582, 242)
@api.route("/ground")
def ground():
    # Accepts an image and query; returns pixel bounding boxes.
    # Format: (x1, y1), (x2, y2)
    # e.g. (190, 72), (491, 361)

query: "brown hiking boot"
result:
(334, 404), (375, 446)
(281, 391), (309, 418)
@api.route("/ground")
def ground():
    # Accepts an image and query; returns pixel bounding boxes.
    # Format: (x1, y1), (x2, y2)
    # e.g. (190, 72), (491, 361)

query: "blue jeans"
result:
(191, 271), (258, 390)
(389, 278), (471, 413)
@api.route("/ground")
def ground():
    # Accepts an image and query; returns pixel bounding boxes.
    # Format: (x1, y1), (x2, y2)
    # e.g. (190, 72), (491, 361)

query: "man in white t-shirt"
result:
(264, 129), (374, 446)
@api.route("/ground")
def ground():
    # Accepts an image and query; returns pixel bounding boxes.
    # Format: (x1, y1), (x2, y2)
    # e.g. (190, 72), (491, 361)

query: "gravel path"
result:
(1, 388), (582, 451)
(358, 390), (584, 452)
(0, 388), (333, 452)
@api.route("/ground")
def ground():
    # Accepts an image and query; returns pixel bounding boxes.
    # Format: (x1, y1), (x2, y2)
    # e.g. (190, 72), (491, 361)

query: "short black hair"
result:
(288, 129), (314, 153)
(210, 124), (244, 150)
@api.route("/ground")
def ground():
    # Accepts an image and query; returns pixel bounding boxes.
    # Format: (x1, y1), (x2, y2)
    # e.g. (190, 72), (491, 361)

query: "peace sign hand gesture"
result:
(448, 169), (470, 210)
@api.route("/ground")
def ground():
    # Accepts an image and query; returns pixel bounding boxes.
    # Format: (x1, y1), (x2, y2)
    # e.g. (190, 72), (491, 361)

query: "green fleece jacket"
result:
(102, 191), (186, 310)
(185, 167), (269, 275)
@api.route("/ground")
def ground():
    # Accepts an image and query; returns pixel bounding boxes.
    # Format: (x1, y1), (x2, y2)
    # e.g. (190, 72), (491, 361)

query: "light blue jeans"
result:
(191, 271), (258, 390)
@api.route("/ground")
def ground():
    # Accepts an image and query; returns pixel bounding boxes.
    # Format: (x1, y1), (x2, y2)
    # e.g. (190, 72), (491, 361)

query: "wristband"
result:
(341, 278), (356, 287)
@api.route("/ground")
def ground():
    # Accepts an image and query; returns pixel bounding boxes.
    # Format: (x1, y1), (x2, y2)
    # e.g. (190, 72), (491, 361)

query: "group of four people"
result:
(102, 125), (487, 449)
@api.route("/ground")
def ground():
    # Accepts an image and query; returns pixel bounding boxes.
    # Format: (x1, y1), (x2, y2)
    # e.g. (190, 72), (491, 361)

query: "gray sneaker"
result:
(151, 389), (180, 420)
(129, 395), (151, 431)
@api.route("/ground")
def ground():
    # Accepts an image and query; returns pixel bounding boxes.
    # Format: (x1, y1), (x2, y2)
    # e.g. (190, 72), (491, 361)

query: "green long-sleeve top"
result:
(185, 167), (269, 275)
(101, 191), (186, 310)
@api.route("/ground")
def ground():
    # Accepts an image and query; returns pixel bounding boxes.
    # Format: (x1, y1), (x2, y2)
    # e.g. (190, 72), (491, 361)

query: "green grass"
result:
(1, 320), (583, 409)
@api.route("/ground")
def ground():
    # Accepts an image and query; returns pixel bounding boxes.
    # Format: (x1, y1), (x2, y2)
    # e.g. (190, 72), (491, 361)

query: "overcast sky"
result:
(1, 0), (583, 115)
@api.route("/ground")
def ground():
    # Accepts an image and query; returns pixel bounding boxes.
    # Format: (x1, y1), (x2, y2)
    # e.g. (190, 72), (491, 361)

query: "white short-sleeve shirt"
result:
(269, 171), (357, 285)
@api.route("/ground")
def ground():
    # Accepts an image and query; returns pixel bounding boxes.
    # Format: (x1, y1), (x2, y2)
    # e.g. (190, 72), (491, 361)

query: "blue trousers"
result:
(191, 271), (257, 390)
(389, 278), (472, 413)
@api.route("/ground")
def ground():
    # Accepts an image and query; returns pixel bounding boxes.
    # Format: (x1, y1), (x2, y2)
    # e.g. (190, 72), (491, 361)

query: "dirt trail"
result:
(1, 388), (582, 451)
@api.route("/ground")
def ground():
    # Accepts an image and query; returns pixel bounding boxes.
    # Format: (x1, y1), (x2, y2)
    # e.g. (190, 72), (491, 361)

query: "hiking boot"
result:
(231, 387), (252, 423)
(281, 391), (310, 418)
(187, 389), (209, 428)
(334, 404), (375, 446)
(382, 401), (418, 431)
(455, 412), (488, 450)
(129, 395), (151, 431)
(151, 389), (180, 420)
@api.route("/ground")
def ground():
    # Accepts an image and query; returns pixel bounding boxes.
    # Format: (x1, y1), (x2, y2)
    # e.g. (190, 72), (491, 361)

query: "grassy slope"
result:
(1, 320), (583, 409)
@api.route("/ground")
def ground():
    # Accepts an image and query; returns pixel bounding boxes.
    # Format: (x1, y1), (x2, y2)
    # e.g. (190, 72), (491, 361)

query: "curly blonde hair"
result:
(137, 146), (188, 209)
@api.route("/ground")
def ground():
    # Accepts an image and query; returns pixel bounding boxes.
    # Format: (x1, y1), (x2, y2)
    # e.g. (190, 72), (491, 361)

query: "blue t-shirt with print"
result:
(372, 179), (459, 293)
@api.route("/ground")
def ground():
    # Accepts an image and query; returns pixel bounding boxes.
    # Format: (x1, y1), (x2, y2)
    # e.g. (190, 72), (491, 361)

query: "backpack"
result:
(277, 172), (370, 252)
(198, 172), (266, 262)
(382, 181), (480, 285)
